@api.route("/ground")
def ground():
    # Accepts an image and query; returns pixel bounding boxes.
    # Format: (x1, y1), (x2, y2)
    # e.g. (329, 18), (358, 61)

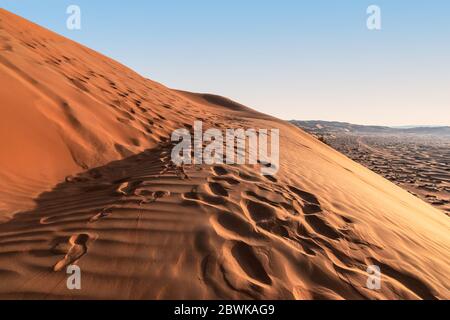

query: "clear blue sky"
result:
(1, 1), (449, 125)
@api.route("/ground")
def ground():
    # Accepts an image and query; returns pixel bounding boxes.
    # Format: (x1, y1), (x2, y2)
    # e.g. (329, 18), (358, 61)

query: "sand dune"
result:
(293, 121), (450, 215)
(0, 9), (449, 299)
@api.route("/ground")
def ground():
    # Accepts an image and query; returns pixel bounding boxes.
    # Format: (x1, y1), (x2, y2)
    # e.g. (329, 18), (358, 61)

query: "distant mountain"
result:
(291, 120), (450, 136)
(402, 126), (450, 135)
(392, 125), (448, 129)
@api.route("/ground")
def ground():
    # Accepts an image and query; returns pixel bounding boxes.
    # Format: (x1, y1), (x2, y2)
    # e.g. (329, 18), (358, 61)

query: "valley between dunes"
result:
(0, 9), (448, 299)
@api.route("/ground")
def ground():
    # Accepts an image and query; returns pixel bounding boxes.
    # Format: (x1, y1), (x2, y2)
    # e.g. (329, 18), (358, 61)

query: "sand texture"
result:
(294, 121), (450, 215)
(0, 10), (449, 300)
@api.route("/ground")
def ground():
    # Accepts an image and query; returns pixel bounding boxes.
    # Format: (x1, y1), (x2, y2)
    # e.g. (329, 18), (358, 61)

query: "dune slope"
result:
(0, 9), (448, 299)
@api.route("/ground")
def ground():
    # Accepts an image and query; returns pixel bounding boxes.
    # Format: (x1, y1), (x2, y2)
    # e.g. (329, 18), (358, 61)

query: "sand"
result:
(0, 9), (449, 299)
(294, 121), (450, 215)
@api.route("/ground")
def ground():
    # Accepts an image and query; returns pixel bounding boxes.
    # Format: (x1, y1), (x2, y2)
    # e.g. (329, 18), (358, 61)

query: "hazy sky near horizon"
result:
(1, 1), (449, 126)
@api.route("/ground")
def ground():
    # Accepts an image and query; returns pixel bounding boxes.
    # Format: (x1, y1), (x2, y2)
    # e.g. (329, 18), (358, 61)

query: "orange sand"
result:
(0, 9), (448, 299)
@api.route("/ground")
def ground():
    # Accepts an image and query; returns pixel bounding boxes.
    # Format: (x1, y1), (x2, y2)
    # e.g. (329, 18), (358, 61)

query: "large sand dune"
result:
(0, 9), (448, 299)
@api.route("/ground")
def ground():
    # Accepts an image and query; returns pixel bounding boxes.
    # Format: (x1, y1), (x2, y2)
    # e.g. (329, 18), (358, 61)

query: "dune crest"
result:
(0, 9), (448, 299)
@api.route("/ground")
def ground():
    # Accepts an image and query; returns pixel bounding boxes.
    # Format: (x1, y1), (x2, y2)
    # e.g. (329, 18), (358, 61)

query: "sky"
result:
(1, 1), (449, 126)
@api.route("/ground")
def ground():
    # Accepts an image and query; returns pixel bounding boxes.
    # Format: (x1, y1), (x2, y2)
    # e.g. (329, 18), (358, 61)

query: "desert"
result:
(0, 9), (449, 300)
(293, 121), (450, 216)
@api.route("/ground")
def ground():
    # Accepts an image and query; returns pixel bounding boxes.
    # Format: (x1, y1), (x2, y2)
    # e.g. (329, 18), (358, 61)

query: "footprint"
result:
(212, 166), (228, 176)
(116, 180), (142, 196)
(238, 171), (260, 182)
(264, 175), (277, 183)
(53, 233), (92, 272)
(89, 208), (111, 223)
(154, 190), (169, 198)
(288, 186), (321, 205)
(115, 143), (133, 157)
(208, 182), (229, 197)
(302, 203), (322, 215)
(211, 176), (240, 185)
(230, 241), (272, 285)
(138, 190), (170, 204)
(245, 191), (282, 208)
(244, 199), (276, 223)
(69, 78), (89, 92)
(212, 212), (258, 240)
(117, 182), (130, 195)
(304, 214), (340, 240)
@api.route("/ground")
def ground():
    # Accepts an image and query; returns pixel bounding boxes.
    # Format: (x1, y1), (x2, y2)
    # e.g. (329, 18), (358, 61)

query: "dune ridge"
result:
(0, 9), (449, 299)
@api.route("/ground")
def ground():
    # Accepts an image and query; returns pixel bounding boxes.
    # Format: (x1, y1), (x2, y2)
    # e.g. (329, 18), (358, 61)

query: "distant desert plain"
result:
(0, 9), (449, 300)
(292, 121), (450, 216)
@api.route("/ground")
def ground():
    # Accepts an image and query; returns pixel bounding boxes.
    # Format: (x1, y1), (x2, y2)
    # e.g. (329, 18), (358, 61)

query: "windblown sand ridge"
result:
(0, 9), (448, 299)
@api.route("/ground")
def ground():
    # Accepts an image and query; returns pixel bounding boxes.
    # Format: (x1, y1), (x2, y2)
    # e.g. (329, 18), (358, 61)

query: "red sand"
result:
(0, 9), (448, 299)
